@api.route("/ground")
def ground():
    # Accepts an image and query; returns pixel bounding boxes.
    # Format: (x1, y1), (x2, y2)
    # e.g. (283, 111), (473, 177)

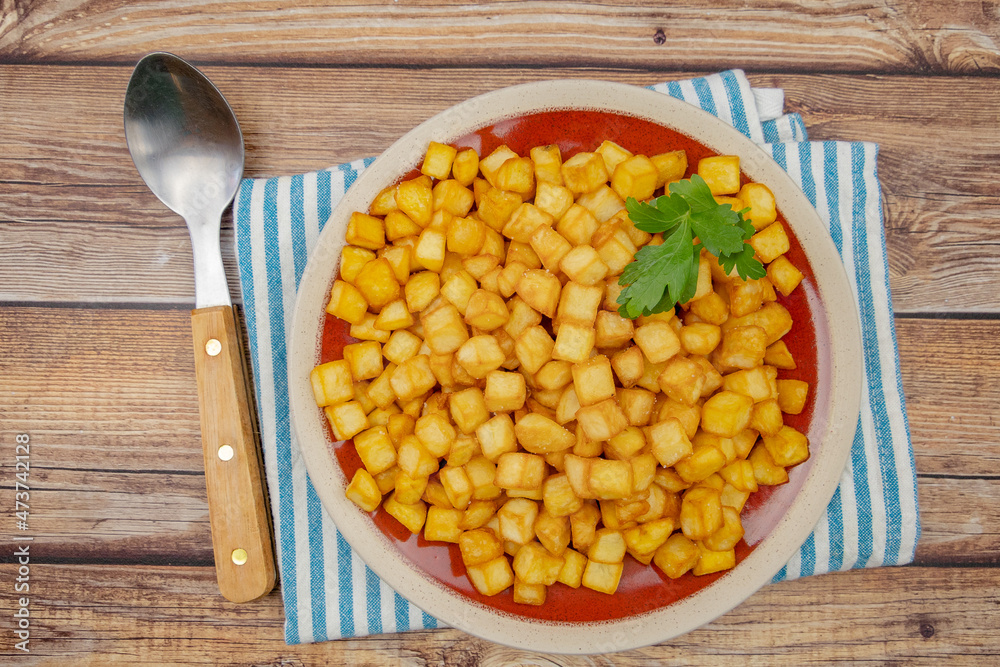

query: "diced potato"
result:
(679, 486), (723, 540)
(420, 141), (458, 180)
(325, 279), (369, 325)
(530, 144), (564, 185)
(516, 269), (561, 318)
(339, 246), (376, 285)
(652, 533), (699, 579)
(394, 471), (429, 504)
(692, 543), (736, 576)
(767, 255), (804, 296)
(571, 354), (616, 407)
(679, 322), (721, 356)
(389, 355), (437, 402)
(383, 492), (427, 534)
(595, 140), (633, 175)
(634, 320), (681, 364)
(762, 425), (810, 467)
(749, 221), (790, 265)
(497, 497), (539, 545)
(395, 434), (439, 479)
(413, 412), (456, 459)
(701, 390), (754, 438)
(586, 457), (633, 500)
(594, 311), (634, 349)
(697, 155), (741, 195)
(354, 257), (401, 310)
(750, 398), (784, 436)
(422, 506), (463, 543)
(446, 215), (486, 256)
(466, 555), (515, 596)
(646, 417), (692, 467)
(689, 290), (729, 326)
(454, 335), (505, 379)
(396, 178), (434, 228)
(382, 330), (423, 367)
(353, 425), (398, 476)
(556, 282), (603, 329)
(777, 379), (810, 415)
(552, 321), (596, 364)
(610, 345), (644, 388)
(481, 370), (524, 412)
(542, 473), (584, 517)
(611, 154), (658, 201)
(716, 324), (768, 371)
(404, 271), (441, 313)
(345, 468), (382, 512)
(450, 148), (479, 186)
(502, 202), (553, 244)
(495, 452), (547, 490)
(465, 455), (502, 500)
(514, 325), (555, 374)
(602, 426), (644, 461)
(748, 442), (790, 485)
(324, 401), (370, 441)
(346, 211), (386, 250)
(613, 387), (653, 427)
(514, 412), (576, 454)
(651, 150), (688, 188)
(561, 151), (609, 195)
(478, 187), (524, 232)
(556, 203), (600, 246)
(373, 299), (413, 331)
(738, 182), (777, 230)
(529, 221), (574, 274)
(449, 387), (490, 435)
(310, 360), (355, 407)
(504, 296), (543, 340)
(421, 303), (469, 355)
(576, 185), (625, 223)
(576, 398), (629, 442)
(657, 356), (707, 406)
(623, 516), (675, 558)
(342, 341), (382, 382)
(511, 541), (564, 586)
(559, 244), (609, 286)
(582, 559), (623, 594)
(556, 548), (587, 588)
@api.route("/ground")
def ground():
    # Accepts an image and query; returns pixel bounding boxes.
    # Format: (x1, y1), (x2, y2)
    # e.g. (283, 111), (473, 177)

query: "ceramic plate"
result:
(288, 80), (862, 654)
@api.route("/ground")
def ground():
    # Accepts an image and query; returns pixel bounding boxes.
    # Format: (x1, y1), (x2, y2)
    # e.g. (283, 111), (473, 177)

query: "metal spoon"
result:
(124, 52), (275, 603)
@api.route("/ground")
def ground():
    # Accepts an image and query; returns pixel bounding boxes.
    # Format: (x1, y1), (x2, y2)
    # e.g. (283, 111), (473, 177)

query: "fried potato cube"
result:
(692, 543), (736, 576)
(345, 468), (382, 513)
(460, 529), (504, 570)
(421, 506), (463, 543)
(353, 425), (398, 476)
(762, 425), (810, 467)
(777, 379), (810, 415)
(465, 455), (502, 500)
(767, 255), (804, 296)
(604, 425), (645, 461)
(394, 178), (433, 228)
(527, 225), (570, 273)
(449, 147), (479, 186)
(673, 442), (725, 483)
(380, 244), (412, 284)
(465, 554), (514, 597)
(403, 271), (440, 313)
(657, 356), (707, 406)
(679, 485), (723, 540)
(495, 156), (535, 197)
(495, 452), (547, 491)
(576, 398), (629, 442)
(556, 203), (600, 247)
(475, 413), (518, 463)
(434, 178), (475, 217)
(353, 258), (400, 311)
(727, 276), (766, 319)
(420, 140), (458, 180)
(552, 322), (596, 365)
(339, 246), (376, 285)
(446, 215), (486, 256)
(647, 417), (693, 467)
(623, 517), (675, 559)
(478, 187), (524, 232)
(455, 335), (505, 379)
(700, 390), (754, 438)
(309, 360), (354, 407)
(543, 473), (583, 517)
(447, 434), (479, 468)
(460, 499), (498, 530)
(438, 465), (474, 511)
(582, 560), (623, 595)
(679, 322), (721, 356)
(595, 139), (633, 174)
(720, 458), (758, 494)
(614, 388), (653, 427)
(594, 311), (634, 349)
(345, 211), (386, 250)
(532, 186), (573, 231)
(559, 244), (609, 286)
(421, 303), (469, 355)
(324, 400), (370, 441)
(395, 434), (439, 479)
(389, 354), (437, 402)
(448, 387), (489, 435)
(576, 184), (626, 223)
(510, 578), (544, 606)
(649, 534), (697, 580)
(483, 370), (526, 413)
(463, 254), (501, 283)
(725, 302), (793, 346)
(567, 500), (601, 550)
(738, 182), (777, 230)
(750, 398), (784, 436)
(380, 331), (421, 368)
(554, 385), (581, 425)
(556, 282), (603, 331)
(748, 442), (790, 485)
(502, 202), (552, 244)
(382, 492), (427, 534)
(373, 299), (413, 332)
(611, 154), (658, 201)
(658, 398), (701, 440)
(587, 527), (626, 564)
(571, 354), (616, 407)
(550, 548), (585, 588)
(325, 279), (369, 325)
(608, 345), (643, 389)
(412, 227), (446, 272)
(369, 185), (398, 216)
(697, 155), (741, 195)
(747, 219), (790, 263)
(384, 210), (422, 242)
(516, 269), (561, 318)
(722, 366), (774, 403)
(504, 298), (543, 343)
(633, 320), (681, 364)
(560, 151), (608, 195)
(585, 457), (633, 500)
(651, 150), (688, 188)
(498, 497), (539, 545)
(511, 325), (552, 374)
(386, 413), (415, 447)
(689, 291), (729, 327)
(414, 412), (456, 458)
(514, 412), (576, 454)
(533, 360), (572, 392)
(394, 471), (429, 505)
(477, 144), (519, 186)
(716, 324), (767, 370)
(513, 541), (565, 586)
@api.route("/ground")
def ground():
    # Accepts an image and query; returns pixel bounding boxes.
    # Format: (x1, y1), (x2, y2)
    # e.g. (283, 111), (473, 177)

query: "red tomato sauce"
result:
(320, 110), (821, 622)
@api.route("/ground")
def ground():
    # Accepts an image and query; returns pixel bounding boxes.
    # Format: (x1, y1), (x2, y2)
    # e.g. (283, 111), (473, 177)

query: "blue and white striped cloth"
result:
(233, 70), (919, 644)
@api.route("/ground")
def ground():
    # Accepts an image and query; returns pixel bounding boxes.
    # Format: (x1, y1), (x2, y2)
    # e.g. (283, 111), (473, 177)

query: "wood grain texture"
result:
(1, 0), (998, 75)
(2, 66), (999, 311)
(0, 564), (996, 665)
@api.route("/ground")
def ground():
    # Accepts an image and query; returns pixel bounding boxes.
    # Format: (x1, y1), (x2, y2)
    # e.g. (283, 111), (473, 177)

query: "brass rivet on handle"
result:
(218, 444), (234, 461)
(205, 338), (222, 356)
(231, 548), (248, 565)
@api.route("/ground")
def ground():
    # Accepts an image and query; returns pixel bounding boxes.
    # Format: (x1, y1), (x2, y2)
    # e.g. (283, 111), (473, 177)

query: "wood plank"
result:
(2, 564), (996, 663)
(2, 66), (998, 311)
(1, 1), (997, 75)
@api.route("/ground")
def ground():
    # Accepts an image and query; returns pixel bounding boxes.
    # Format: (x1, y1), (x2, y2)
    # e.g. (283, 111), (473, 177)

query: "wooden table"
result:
(2, 2), (998, 664)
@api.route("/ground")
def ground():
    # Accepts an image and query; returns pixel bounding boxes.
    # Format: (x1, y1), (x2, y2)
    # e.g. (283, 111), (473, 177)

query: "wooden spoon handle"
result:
(191, 305), (276, 603)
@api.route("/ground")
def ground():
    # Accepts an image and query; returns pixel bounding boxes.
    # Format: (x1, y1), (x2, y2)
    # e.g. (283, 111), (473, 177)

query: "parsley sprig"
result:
(616, 174), (766, 319)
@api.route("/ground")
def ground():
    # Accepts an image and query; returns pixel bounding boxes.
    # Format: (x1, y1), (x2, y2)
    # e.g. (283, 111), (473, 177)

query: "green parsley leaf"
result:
(616, 174), (766, 318)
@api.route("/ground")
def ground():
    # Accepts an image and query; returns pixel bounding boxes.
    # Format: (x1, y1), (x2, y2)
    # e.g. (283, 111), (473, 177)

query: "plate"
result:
(288, 80), (862, 653)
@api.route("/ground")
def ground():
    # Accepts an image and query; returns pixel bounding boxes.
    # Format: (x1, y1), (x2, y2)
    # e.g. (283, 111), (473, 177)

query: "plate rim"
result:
(288, 78), (863, 654)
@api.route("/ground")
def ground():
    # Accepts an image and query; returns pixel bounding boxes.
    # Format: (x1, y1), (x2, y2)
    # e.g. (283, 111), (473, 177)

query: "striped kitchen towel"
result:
(233, 69), (919, 644)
